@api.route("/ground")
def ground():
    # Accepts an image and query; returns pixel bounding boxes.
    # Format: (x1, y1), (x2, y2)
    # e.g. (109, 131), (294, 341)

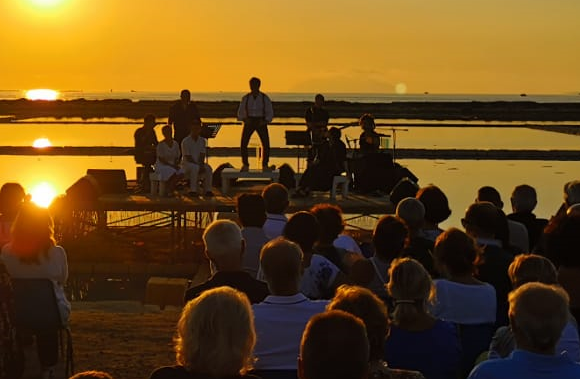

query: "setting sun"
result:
(32, 138), (52, 148)
(25, 89), (59, 101)
(30, 182), (57, 208)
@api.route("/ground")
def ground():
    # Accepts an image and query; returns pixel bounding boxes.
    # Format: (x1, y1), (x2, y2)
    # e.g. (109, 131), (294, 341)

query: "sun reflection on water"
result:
(32, 138), (52, 148)
(25, 89), (59, 101)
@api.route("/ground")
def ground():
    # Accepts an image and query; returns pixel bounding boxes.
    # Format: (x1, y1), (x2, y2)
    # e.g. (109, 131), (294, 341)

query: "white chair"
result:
(149, 172), (166, 196)
(330, 174), (349, 199)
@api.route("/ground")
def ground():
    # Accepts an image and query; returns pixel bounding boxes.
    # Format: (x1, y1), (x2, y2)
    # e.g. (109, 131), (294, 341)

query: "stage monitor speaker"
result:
(66, 175), (101, 204)
(86, 169), (127, 194)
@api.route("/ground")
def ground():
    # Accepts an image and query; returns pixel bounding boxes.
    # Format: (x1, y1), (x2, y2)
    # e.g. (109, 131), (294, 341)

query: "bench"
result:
(221, 168), (280, 194)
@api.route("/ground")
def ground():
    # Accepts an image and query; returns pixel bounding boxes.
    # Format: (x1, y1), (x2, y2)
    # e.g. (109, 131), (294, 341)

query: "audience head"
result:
(476, 186), (504, 209)
(283, 211), (319, 254)
(508, 254), (557, 289)
(509, 282), (569, 355)
(359, 113), (375, 132)
(564, 180), (580, 208)
(10, 202), (56, 263)
(511, 184), (538, 213)
(0, 182), (27, 219)
(180, 89), (191, 103)
(389, 179), (420, 209)
(144, 113), (156, 128)
(310, 204), (344, 244)
(416, 185), (451, 226)
(161, 124), (173, 139)
(462, 201), (501, 239)
(69, 371), (114, 379)
(261, 183), (289, 215)
(327, 285), (389, 362)
(543, 213), (580, 267)
(299, 310), (369, 379)
(314, 94), (325, 107)
(249, 77), (261, 92)
(202, 220), (244, 271)
(567, 203), (580, 216)
(372, 215), (408, 262)
(328, 127), (341, 141)
(260, 238), (303, 295)
(236, 194), (267, 228)
(396, 197), (425, 231)
(434, 228), (482, 277)
(387, 258), (435, 324)
(176, 286), (255, 376)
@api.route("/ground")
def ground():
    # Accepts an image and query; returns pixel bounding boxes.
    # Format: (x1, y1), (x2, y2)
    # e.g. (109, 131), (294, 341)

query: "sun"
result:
(30, 182), (58, 208)
(33, 138), (52, 148)
(26, 89), (59, 101)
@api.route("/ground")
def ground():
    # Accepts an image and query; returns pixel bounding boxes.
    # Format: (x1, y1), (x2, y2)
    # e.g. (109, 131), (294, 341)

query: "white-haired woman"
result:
(149, 286), (258, 379)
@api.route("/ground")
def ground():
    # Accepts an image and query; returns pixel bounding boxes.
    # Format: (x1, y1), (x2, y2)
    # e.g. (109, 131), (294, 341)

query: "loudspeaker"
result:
(66, 175), (101, 204)
(86, 169), (127, 194)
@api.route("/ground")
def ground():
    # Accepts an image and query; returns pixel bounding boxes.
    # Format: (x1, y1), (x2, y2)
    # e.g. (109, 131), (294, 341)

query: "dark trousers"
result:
(241, 117), (270, 166)
(18, 329), (59, 367)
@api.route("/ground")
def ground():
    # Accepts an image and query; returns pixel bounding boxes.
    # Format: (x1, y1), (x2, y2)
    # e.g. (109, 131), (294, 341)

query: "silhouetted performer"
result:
(237, 77), (274, 171)
(134, 114), (158, 192)
(305, 94), (330, 165)
(168, 89), (201, 144)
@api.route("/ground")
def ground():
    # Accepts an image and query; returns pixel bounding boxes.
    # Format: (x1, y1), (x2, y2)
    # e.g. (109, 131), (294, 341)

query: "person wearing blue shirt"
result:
(468, 282), (580, 379)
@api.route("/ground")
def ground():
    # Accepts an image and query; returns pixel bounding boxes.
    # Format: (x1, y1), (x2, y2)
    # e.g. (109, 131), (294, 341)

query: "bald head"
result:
(203, 220), (244, 270)
(510, 282), (569, 355)
(260, 238), (303, 295)
(396, 197), (425, 231)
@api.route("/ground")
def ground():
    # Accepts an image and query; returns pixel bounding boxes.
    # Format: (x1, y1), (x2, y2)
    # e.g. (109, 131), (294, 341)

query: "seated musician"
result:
(134, 114), (159, 192)
(354, 113), (395, 194)
(294, 127), (346, 197)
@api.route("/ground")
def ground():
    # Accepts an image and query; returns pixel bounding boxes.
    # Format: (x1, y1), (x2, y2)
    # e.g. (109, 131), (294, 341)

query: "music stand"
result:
(202, 123), (222, 164)
(285, 131), (312, 173)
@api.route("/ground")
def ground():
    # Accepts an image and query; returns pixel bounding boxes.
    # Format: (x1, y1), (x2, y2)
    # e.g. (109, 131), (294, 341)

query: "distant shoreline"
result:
(1, 98), (580, 121)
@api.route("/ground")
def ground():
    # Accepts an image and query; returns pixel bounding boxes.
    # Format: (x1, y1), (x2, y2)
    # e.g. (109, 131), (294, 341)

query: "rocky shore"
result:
(2, 98), (580, 121)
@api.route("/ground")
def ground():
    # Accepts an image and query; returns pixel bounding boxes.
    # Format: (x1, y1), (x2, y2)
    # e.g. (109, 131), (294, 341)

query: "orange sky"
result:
(1, 0), (579, 94)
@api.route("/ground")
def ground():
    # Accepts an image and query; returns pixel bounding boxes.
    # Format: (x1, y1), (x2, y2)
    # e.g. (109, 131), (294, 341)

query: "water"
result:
(2, 89), (580, 103)
(1, 117), (579, 228)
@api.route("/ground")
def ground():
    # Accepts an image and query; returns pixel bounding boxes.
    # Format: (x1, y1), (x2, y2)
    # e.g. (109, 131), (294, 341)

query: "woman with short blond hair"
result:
(150, 286), (258, 379)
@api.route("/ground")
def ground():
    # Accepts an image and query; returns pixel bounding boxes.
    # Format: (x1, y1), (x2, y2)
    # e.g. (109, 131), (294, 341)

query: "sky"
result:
(1, 0), (580, 94)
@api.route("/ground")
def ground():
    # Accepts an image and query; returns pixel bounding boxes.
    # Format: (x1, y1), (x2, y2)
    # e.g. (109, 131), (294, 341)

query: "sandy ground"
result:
(22, 301), (182, 379)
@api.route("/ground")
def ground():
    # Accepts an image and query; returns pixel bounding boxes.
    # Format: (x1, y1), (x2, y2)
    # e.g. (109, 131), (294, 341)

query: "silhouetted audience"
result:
(69, 371), (115, 379)
(0, 261), (22, 379)
(507, 184), (548, 251)
(416, 185), (451, 242)
(431, 228), (496, 325)
(385, 258), (461, 379)
(299, 310), (369, 379)
(150, 286), (258, 379)
(261, 183), (289, 240)
(328, 285), (425, 379)
(236, 194), (269, 278)
(396, 198), (437, 276)
(252, 238), (328, 371)
(488, 254), (580, 362)
(0, 183), (27, 248)
(462, 202), (514, 327)
(184, 220), (268, 304)
(310, 204), (351, 273)
(283, 212), (346, 299)
(476, 186), (529, 253)
(0, 203), (70, 379)
(468, 283), (580, 379)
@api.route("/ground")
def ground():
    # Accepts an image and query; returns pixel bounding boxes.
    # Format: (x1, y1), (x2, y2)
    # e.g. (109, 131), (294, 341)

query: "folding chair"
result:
(12, 278), (74, 378)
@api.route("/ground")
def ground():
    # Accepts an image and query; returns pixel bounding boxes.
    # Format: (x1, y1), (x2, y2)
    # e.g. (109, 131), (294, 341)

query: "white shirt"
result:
(431, 279), (497, 325)
(263, 213), (287, 240)
(1, 244), (71, 323)
(237, 92), (274, 123)
(253, 293), (328, 369)
(300, 254), (340, 299)
(156, 139), (180, 166)
(181, 135), (207, 165)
